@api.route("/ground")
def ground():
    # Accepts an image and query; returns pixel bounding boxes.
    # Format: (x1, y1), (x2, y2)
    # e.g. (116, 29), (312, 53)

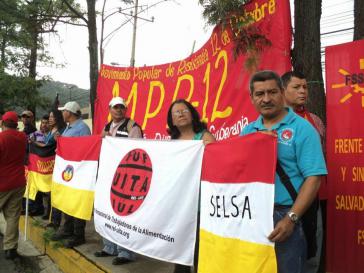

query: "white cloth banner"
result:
(94, 137), (204, 265)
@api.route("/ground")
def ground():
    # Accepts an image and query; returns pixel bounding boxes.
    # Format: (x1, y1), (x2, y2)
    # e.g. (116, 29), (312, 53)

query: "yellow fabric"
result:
(51, 182), (94, 221)
(27, 171), (52, 193)
(24, 179), (37, 201)
(198, 229), (277, 273)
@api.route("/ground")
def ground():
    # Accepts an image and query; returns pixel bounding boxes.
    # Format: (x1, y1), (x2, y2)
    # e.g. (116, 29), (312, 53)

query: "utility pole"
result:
(130, 0), (139, 67)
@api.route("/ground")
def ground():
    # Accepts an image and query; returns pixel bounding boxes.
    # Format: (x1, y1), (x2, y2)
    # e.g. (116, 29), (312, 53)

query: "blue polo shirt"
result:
(240, 108), (327, 205)
(62, 119), (91, 137)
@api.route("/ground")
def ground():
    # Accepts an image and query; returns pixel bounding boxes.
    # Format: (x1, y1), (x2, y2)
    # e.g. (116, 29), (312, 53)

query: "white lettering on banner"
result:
(210, 116), (249, 140)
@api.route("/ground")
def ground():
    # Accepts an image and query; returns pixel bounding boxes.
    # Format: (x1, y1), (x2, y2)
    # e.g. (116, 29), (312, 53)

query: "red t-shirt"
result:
(0, 129), (27, 191)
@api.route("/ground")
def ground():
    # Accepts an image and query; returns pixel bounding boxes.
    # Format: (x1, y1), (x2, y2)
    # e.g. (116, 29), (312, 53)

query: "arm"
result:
(202, 131), (215, 145)
(128, 125), (143, 139)
(268, 176), (321, 242)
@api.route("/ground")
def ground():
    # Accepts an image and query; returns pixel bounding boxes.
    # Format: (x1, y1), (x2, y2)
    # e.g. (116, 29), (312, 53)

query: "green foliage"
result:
(198, 0), (271, 71)
(198, 0), (251, 26)
(0, 71), (50, 113)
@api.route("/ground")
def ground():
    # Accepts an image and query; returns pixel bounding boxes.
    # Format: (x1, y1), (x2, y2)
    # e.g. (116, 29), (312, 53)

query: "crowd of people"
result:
(0, 69), (327, 273)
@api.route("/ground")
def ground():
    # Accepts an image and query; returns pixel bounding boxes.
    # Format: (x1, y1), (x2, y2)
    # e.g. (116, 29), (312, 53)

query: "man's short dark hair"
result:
(42, 114), (49, 120)
(249, 70), (283, 95)
(2, 120), (17, 129)
(281, 71), (306, 88)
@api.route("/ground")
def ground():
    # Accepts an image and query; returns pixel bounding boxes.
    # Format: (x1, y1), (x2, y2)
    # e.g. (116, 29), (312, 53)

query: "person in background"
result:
(22, 110), (44, 217)
(240, 70), (327, 273)
(94, 97), (142, 265)
(31, 110), (66, 226)
(167, 99), (215, 273)
(29, 115), (50, 143)
(281, 71), (326, 273)
(21, 110), (36, 136)
(50, 101), (91, 248)
(0, 111), (27, 259)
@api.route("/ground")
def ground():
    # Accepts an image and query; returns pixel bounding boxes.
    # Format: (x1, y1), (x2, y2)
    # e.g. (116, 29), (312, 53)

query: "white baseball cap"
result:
(58, 101), (81, 114)
(109, 97), (127, 108)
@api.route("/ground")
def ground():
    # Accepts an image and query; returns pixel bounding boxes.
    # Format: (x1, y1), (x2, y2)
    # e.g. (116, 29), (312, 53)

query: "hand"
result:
(54, 131), (60, 140)
(268, 215), (295, 242)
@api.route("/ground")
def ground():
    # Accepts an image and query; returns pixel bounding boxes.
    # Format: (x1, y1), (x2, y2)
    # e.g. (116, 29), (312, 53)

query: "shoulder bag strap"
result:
(276, 161), (298, 202)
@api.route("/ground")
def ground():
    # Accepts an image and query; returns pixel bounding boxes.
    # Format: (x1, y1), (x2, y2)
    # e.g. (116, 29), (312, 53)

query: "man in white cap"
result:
(94, 96), (142, 265)
(50, 101), (91, 248)
(58, 101), (90, 137)
(102, 96), (142, 138)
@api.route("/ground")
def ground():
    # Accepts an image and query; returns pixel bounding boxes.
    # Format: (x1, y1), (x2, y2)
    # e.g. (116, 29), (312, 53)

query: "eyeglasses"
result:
(172, 109), (190, 117)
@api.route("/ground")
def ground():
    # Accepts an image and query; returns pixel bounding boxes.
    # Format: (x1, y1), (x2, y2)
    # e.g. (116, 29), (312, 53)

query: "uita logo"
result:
(62, 165), (74, 182)
(110, 149), (153, 216)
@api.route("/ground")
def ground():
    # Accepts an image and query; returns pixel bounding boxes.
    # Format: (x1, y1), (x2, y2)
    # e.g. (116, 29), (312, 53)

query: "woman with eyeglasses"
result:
(167, 99), (215, 273)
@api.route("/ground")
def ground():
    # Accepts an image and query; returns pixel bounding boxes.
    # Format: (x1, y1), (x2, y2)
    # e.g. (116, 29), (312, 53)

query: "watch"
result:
(287, 211), (299, 224)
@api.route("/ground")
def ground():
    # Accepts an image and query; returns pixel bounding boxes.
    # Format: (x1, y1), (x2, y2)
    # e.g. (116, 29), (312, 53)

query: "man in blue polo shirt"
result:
(50, 101), (91, 248)
(240, 70), (327, 273)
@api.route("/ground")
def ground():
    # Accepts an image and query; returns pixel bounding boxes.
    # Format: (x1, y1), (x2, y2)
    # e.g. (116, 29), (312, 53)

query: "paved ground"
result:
(1, 212), (178, 273)
(0, 214), (62, 273)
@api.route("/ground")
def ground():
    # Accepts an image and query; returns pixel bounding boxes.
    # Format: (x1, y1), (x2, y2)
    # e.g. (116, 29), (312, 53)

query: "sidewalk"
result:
(16, 215), (175, 273)
(0, 213), (62, 273)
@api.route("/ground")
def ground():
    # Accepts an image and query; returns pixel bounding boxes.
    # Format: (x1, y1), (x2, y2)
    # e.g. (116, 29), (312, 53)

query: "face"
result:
(251, 79), (285, 120)
(62, 110), (71, 122)
(22, 115), (31, 125)
(49, 112), (55, 127)
(40, 119), (49, 133)
(284, 76), (308, 108)
(109, 104), (127, 122)
(171, 102), (192, 128)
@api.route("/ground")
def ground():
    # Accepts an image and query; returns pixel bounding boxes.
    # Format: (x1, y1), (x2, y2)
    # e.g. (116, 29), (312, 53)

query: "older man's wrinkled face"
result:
(284, 76), (308, 108)
(251, 79), (285, 120)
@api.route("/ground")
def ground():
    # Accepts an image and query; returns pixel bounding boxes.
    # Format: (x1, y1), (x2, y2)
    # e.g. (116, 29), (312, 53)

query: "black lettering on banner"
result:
(209, 195), (252, 219)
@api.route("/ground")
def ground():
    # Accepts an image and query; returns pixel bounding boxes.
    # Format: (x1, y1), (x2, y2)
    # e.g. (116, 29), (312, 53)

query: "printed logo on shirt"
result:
(62, 165), (74, 182)
(278, 128), (294, 145)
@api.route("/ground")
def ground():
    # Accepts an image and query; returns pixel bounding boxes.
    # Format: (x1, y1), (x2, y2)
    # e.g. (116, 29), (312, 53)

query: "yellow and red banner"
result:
(52, 136), (101, 220)
(26, 144), (56, 200)
(199, 133), (277, 273)
(94, 0), (292, 140)
(326, 39), (364, 273)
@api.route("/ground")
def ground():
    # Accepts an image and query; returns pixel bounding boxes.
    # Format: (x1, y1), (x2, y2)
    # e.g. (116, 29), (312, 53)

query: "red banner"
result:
(326, 39), (364, 273)
(94, 0), (292, 140)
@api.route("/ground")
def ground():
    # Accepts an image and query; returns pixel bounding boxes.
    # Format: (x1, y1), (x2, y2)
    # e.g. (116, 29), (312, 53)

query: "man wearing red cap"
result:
(0, 111), (27, 259)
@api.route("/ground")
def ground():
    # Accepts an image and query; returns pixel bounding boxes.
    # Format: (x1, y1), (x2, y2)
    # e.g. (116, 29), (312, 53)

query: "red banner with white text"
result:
(94, 0), (292, 140)
(326, 39), (364, 273)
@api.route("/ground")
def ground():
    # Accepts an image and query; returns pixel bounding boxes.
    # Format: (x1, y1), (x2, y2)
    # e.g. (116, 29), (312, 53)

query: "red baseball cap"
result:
(2, 111), (18, 123)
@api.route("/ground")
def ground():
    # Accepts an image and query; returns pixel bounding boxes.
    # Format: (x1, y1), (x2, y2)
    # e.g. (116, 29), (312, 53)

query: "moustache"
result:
(261, 103), (275, 108)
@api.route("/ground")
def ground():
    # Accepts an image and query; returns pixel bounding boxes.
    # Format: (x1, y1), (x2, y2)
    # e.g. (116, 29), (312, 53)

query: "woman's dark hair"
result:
(50, 109), (66, 131)
(167, 99), (207, 139)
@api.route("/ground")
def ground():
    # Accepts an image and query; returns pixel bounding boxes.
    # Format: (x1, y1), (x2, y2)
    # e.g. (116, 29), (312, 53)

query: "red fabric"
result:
(325, 39), (364, 273)
(202, 133), (276, 184)
(56, 135), (102, 161)
(0, 129), (27, 191)
(94, 0), (292, 140)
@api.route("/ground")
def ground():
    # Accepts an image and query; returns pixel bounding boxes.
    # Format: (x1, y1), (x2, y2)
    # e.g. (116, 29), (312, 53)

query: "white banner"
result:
(94, 137), (204, 265)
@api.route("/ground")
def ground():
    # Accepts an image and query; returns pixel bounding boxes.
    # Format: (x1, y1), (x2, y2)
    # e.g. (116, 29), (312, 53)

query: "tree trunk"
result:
(28, 17), (38, 116)
(354, 0), (364, 40)
(292, 0), (325, 123)
(87, 0), (98, 119)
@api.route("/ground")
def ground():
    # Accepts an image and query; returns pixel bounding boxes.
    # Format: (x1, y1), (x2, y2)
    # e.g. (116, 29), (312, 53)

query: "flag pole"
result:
(24, 180), (29, 241)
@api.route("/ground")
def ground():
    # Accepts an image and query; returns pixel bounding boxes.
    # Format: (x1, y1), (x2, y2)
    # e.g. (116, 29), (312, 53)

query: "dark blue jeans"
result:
(274, 207), (307, 273)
